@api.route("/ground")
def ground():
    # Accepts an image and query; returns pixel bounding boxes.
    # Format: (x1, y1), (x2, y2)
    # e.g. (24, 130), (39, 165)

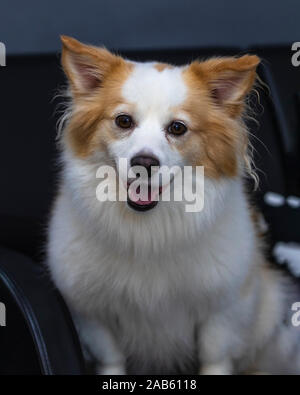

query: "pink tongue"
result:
(128, 185), (155, 206)
(135, 197), (153, 205)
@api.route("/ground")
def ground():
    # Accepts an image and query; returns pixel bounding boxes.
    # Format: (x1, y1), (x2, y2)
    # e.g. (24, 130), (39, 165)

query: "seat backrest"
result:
(249, 47), (300, 244)
(251, 46), (300, 194)
(0, 55), (64, 259)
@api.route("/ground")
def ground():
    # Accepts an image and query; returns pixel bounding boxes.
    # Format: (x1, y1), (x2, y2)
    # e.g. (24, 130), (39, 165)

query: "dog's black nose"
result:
(130, 155), (160, 177)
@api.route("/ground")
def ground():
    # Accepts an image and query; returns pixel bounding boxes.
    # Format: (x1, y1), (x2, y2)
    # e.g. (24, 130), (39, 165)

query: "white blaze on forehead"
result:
(122, 62), (187, 117)
(109, 62), (187, 170)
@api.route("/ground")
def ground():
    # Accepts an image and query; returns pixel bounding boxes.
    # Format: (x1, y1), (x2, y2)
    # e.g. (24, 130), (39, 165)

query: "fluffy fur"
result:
(47, 36), (300, 374)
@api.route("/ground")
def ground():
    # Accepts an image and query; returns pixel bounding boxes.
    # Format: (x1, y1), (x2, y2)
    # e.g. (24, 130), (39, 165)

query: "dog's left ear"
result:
(60, 35), (122, 97)
(189, 55), (260, 116)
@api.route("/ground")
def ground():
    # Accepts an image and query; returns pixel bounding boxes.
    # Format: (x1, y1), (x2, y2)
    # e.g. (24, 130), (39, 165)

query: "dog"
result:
(47, 36), (300, 374)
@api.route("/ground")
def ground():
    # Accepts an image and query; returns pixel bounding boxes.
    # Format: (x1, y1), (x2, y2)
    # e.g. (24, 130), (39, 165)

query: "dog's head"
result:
(60, 36), (259, 214)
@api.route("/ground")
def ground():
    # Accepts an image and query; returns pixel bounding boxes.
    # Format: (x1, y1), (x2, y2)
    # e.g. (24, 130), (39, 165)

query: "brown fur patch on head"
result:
(176, 55), (259, 179)
(60, 36), (134, 157)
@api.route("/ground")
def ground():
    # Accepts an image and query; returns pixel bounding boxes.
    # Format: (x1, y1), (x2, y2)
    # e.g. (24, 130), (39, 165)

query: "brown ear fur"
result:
(180, 55), (260, 179)
(188, 55), (260, 118)
(61, 35), (123, 97)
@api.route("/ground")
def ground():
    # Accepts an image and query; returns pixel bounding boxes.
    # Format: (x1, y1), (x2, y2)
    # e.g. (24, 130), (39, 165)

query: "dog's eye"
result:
(115, 114), (133, 129)
(168, 121), (187, 136)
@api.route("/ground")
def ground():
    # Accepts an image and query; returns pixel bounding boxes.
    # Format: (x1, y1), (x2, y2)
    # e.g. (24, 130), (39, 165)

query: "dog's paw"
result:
(97, 364), (126, 375)
(200, 361), (232, 375)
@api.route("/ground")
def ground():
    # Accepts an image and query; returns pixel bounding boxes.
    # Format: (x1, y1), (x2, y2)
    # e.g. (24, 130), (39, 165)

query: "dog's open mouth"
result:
(127, 183), (162, 212)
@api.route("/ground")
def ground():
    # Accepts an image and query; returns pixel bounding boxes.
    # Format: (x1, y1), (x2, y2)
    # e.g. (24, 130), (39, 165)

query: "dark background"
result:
(1, 0), (299, 55)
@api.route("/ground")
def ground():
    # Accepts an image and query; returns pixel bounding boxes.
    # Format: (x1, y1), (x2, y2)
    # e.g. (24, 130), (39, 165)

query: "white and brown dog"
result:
(47, 36), (300, 374)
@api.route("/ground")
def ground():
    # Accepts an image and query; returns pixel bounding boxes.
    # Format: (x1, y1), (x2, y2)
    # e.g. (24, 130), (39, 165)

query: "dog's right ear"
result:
(60, 36), (121, 97)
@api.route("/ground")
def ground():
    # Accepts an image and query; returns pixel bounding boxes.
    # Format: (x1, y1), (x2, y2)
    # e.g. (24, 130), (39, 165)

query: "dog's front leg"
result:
(197, 315), (237, 375)
(75, 315), (126, 375)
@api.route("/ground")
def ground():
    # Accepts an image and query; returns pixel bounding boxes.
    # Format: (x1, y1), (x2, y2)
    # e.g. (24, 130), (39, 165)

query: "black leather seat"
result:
(249, 47), (300, 244)
(0, 247), (85, 374)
